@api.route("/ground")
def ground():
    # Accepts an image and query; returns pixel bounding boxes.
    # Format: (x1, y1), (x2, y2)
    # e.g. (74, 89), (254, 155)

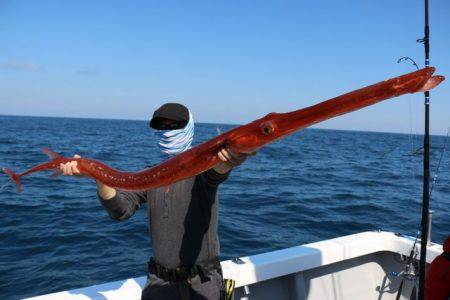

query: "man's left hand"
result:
(214, 148), (251, 174)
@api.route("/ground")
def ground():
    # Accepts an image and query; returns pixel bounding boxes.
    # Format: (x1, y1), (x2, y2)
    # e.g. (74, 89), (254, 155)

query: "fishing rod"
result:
(418, 0), (431, 298)
(397, 4), (435, 297)
(429, 128), (450, 198)
(393, 127), (447, 300)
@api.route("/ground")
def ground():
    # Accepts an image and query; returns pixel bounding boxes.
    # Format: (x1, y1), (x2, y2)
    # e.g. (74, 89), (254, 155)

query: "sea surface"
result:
(0, 115), (449, 299)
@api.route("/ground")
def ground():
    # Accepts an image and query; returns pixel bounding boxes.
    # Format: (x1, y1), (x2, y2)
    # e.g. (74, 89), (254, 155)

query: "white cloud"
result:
(0, 59), (43, 71)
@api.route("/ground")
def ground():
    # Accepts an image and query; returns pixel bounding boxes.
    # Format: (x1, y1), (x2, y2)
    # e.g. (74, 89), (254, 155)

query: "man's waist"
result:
(149, 257), (222, 272)
(148, 257), (221, 283)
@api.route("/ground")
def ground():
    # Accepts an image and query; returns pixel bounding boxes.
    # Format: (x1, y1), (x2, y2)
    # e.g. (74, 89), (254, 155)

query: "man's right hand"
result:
(59, 155), (117, 200)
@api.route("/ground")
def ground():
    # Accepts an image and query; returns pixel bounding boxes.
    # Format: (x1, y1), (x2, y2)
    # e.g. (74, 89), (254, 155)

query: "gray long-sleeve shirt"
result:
(99, 169), (229, 269)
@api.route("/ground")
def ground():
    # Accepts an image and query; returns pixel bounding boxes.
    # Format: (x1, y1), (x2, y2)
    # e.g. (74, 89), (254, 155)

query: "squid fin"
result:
(42, 148), (61, 160)
(1, 168), (22, 192)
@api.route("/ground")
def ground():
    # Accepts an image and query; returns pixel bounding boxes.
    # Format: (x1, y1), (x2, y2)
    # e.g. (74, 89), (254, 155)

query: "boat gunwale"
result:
(25, 230), (443, 299)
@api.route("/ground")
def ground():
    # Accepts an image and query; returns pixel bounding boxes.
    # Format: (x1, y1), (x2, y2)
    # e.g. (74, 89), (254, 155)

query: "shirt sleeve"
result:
(200, 168), (231, 187)
(98, 190), (147, 221)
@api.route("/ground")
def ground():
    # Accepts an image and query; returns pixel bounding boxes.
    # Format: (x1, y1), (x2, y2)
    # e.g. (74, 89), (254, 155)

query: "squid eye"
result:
(260, 122), (274, 135)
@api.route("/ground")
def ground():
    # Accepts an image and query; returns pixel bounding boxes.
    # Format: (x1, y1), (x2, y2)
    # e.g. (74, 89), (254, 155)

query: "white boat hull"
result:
(26, 231), (442, 300)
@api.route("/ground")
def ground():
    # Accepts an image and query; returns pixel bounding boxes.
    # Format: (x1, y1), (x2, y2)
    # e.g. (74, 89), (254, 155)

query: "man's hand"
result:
(59, 155), (116, 200)
(60, 155), (82, 176)
(214, 147), (252, 174)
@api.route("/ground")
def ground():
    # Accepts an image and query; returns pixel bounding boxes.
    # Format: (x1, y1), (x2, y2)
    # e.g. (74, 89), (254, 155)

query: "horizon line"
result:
(0, 113), (448, 137)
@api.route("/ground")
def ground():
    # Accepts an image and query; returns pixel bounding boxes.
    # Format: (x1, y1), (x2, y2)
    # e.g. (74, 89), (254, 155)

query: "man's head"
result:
(150, 103), (194, 156)
(150, 103), (189, 130)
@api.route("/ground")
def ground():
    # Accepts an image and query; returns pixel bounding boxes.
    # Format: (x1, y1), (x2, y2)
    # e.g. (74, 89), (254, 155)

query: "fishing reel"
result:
(390, 233), (421, 300)
(391, 259), (419, 282)
(392, 239), (420, 282)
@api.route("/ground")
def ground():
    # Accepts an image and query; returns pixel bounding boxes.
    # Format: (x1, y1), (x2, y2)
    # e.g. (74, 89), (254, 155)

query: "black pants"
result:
(141, 262), (223, 300)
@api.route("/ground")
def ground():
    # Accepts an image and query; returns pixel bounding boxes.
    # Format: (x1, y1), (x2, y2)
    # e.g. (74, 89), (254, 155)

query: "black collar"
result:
(441, 251), (450, 262)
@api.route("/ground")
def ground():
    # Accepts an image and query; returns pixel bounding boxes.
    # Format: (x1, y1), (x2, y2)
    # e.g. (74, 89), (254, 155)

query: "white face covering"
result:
(154, 111), (194, 156)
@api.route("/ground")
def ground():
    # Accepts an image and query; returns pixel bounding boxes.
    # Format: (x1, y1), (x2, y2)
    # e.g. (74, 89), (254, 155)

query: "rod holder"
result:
(427, 210), (434, 245)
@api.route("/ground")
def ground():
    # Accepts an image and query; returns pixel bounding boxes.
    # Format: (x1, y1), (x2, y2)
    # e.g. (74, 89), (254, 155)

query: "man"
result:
(60, 103), (249, 300)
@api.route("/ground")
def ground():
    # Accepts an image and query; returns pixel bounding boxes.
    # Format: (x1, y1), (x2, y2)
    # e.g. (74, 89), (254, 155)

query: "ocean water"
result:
(0, 115), (448, 299)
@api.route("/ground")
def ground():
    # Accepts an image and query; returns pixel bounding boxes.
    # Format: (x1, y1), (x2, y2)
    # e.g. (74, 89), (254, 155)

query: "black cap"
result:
(149, 103), (189, 129)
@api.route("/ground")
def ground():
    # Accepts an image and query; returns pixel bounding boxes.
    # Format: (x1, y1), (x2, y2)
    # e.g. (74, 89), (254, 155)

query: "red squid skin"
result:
(1, 67), (445, 192)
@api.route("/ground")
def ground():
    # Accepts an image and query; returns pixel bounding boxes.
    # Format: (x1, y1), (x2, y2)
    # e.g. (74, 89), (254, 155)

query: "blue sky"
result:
(0, 0), (449, 134)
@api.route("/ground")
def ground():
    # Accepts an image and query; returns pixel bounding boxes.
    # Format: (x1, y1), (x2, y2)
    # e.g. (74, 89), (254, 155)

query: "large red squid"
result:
(1, 67), (445, 192)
